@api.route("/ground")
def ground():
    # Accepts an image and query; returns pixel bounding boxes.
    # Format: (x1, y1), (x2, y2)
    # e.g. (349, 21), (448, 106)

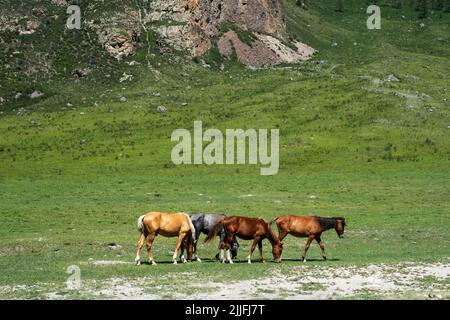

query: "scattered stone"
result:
(72, 68), (91, 78)
(152, 92), (161, 97)
(156, 105), (167, 113)
(15, 92), (22, 99)
(30, 90), (43, 99)
(119, 72), (133, 82)
(387, 74), (400, 82)
(126, 60), (141, 66)
(19, 20), (40, 35)
(372, 118), (390, 125)
(107, 243), (122, 250)
(119, 96), (127, 102)
(67, 103), (73, 108)
(331, 42), (338, 47)
(181, 102), (188, 107)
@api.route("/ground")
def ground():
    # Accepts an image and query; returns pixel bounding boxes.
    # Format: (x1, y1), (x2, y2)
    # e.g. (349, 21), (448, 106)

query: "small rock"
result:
(219, 64), (225, 71)
(107, 243), (122, 250)
(181, 102), (188, 107)
(386, 74), (400, 82)
(0, 97), (4, 104)
(119, 73), (133, 83)
(331, 42), (338, 47)
(72, 68), (91, 78)
(126, 61), (141, 66)
(419, 22), (426, 28)
(30, 90), (43, 99)
(152, 92), (161, 97)
(119, 96), (127, 102)
(67, 103), (73, 108)
(156, 105), (167, 113)
(15, 92), (22, 99)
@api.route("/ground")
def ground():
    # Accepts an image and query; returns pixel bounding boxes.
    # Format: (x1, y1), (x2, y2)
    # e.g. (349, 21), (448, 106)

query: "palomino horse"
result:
(179, 213), (240, 261)
(271, 215), (346, 262)
(135, 212), (195, 265)
(205, 216), (283, 264)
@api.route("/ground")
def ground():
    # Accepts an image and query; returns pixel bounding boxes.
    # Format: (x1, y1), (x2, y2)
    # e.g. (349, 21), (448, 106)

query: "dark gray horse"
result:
(180, 213), (239, 262)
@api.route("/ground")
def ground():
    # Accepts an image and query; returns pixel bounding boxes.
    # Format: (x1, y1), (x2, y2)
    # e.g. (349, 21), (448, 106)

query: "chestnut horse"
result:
(205, 216), (283, 264)
(271, 215), (346, 262)
(135, 212), (195, 265)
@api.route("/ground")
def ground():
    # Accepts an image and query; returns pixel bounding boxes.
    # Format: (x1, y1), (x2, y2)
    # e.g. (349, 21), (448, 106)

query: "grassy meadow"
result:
(0, 1), (449, 299)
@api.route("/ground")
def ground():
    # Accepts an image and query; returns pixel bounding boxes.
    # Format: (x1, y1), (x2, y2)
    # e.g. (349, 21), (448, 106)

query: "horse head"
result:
(334, 217), (346, 239)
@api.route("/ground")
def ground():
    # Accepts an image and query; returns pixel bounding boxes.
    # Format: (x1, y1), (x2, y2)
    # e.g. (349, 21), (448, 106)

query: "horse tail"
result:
(137, 215), (145, 232)
(180, 212), (196, 240)
(204, 218), (225, 243)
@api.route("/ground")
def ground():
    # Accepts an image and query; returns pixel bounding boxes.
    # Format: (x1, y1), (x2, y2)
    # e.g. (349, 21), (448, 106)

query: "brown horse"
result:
(135, 212), (195, 265)
(271, 215), (346, 262)
(205, 216), (283, 264)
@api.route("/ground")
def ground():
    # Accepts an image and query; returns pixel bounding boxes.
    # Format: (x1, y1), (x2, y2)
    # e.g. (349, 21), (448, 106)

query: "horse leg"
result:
(135, 232), (145, 265)
(218, 242), (226, 263)
(315, 235), (327, 260)
(173, 232), (187, 264)
(179, 238), (186, 261)
(278, 229), (288, 242)
(301, 236), (314, 262)
(231, 236), (239, 259)
(258, 240), (264, 263)
(146, 233), (157, 265)
(216, 231), (226, 260)
(247, 238), (259, 264)
(224, 233), (234, 264)
(193, 232), (201, 262)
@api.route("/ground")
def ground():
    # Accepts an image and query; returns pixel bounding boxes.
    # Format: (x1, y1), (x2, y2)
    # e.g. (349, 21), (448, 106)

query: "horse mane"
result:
(315, 216), (346, 229)
(179, 212), (196, 240)
(264, 220), (281, 245)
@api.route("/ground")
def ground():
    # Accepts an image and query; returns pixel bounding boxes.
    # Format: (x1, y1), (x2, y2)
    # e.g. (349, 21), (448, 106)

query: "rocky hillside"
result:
(0, 0), (313, 65)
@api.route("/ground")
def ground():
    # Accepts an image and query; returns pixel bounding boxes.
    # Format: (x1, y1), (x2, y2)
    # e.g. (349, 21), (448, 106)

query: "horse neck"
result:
(266, 226), (280, 245)
(318, 217), (337, 232)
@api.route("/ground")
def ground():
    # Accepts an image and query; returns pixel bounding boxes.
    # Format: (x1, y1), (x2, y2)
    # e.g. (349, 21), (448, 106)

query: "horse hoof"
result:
(260, 260), (265, 263)
(173, 260), (177, 265)
(151, 261), (157, 266)
(229, 260), (234, 264)
(302, 258), (307, 263)
(135, 261), (141, 266)
(247, 260), (252, 264)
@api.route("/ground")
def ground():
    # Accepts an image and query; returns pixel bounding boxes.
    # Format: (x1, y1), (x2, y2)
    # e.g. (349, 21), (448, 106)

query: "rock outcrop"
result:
(148, 0), (315, 66)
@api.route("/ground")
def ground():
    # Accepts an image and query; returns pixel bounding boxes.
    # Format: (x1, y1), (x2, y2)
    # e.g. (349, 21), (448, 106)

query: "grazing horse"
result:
(271, 215), (346, 262)
(135, 212), (195, 265)
(205, 216), (283, 264)
(179, 213), (240, 262)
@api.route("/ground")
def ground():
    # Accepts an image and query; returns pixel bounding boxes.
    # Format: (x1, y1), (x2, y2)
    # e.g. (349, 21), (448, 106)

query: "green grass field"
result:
(0, 0), (449, 299)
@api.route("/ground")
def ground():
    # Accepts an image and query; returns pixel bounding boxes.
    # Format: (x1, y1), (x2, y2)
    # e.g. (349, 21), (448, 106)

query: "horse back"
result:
(276, 215), (319, 236)
(144, 212), (189, 236)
